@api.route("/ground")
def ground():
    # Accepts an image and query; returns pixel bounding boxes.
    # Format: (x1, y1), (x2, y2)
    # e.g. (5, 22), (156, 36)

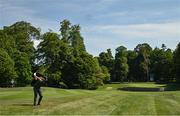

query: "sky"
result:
(0, 0), (180, 56)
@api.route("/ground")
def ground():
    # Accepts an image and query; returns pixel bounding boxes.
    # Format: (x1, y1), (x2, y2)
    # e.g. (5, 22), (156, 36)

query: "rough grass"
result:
(0, 83), (180, 115)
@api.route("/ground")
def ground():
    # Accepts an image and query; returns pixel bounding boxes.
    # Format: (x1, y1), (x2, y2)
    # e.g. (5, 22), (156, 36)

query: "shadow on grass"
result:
(164, 83), (180, 91)
(118, 83), (180, 92)
(12, 103), (33, 106)
(118, 87), (164, 92)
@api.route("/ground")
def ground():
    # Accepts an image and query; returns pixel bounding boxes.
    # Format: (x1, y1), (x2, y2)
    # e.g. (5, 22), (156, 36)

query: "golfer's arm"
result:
(37, 76), (45, 81)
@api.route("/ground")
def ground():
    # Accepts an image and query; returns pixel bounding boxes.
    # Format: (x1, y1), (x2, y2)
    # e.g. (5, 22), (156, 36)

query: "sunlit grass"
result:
(0, 83), (180, 115)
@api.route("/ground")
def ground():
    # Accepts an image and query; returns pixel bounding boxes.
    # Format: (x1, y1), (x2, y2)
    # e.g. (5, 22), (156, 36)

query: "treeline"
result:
(0, 20), (179, 89)
(98, 44), (179, 83)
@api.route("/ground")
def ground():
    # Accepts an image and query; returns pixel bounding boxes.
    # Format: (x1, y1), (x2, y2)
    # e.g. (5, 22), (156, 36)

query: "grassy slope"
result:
(0, 83), (180, 115)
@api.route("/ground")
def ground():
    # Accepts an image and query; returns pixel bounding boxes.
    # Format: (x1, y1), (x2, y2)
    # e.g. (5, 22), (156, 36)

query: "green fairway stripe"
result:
(155, 93), (180, 115)
(0, 83), (180, 115)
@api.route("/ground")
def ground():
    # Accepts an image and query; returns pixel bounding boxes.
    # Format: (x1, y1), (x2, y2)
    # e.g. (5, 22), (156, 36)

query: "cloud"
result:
(85, 22), (180, 39)
(1, 0), (180, 56)
(100, 22), (179, 38)
(82, 22), (180, 56)
(0, 0), (60, 33)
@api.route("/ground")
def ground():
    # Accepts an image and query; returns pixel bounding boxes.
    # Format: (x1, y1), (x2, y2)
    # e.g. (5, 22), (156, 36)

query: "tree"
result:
(59, 20), (99, 89)
(70, 25), (86, 56)
(4, 21), (40, 64)
(62, 53), (101, 89)
(1, 20), (178, 87)
(113, 46), (129, 82)
(127, 50), (137, 81)
(100, 66), (111, 83)
(0, 49), (17, 87)
(37, 32), (61, 65)
(60, 20), (86, 55)
(98, 49), (114, 79)
(134, 43), (152, 81)
(13, 51), (32, 86)
(60, 19), (71, 43)
(0, 21), (40, 87)
(37, 21), (100, 89)
(163, 48), (174, 82)
(37, 32), (72, 86)
(174, 43), (180, 83)
(0, 30), (16, 57)
(150, 45), (174, 82)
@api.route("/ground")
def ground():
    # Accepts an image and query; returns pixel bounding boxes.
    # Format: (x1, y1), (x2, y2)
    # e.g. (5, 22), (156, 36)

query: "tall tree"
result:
(127, 50), (137, 81)
(0, 21), (40, 86)
(150, 45), (174, 82)
(37, 32), (61, 66)
(134, 43), (152, 81)
(173, 43), (180, 83)
(37, 21), (101, 89)
(60, 20), (86, 55)
(70, 25), (86, 56)
(37, 32), (73, 85)
(60, 19), (71, 43)
(98, 49), (114, 78)
(113, 46), (129, 82)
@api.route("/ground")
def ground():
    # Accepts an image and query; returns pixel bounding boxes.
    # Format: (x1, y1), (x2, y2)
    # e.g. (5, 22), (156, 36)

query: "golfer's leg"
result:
(33, 88), (37, 106)
(37, 88), (43, 105)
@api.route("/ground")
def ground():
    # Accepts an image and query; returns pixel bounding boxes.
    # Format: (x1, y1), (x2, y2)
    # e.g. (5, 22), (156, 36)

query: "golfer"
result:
(32, 72), (45, 106)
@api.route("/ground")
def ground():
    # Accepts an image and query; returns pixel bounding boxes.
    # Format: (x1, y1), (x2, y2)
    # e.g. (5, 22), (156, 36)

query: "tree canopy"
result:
(0, 20), (179, 88)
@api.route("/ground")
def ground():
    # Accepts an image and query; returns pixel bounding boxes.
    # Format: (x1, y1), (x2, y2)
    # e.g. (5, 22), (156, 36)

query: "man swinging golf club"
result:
(32, 72), (45, 106)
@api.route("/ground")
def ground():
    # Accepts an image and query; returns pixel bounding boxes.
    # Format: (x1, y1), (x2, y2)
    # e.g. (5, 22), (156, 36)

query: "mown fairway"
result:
(0, 83), (180, 115)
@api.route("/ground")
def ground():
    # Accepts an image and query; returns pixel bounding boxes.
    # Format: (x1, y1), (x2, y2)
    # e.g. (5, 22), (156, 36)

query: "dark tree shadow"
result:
(117, 83), (180, 92)
(118, 87), (164, 92)
(164, 83), (180, 91)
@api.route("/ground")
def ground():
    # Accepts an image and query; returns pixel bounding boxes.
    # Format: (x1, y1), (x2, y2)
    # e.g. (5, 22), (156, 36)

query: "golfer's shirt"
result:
(33, 73), (43, 89)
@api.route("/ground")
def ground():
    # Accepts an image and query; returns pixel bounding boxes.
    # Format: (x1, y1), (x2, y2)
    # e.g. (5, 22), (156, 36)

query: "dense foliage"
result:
(174, 43), (180, 83)
(0, 20), (179, 88)
(98, 43), (179, 83)
(112, 46), (128, 82)
(0, 21), (39, 86)
(0, 48), (17, 86)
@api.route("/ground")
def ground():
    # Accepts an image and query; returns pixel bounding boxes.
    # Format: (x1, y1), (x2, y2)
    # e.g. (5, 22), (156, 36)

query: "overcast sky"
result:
(0, 0), (180, 56)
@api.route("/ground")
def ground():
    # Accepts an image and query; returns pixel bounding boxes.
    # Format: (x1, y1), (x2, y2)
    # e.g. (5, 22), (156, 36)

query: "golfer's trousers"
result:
(33, 87), (43, 105)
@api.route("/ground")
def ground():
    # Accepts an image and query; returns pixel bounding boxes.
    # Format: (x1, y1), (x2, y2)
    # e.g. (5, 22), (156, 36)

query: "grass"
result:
(0, 83), (180, 115)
